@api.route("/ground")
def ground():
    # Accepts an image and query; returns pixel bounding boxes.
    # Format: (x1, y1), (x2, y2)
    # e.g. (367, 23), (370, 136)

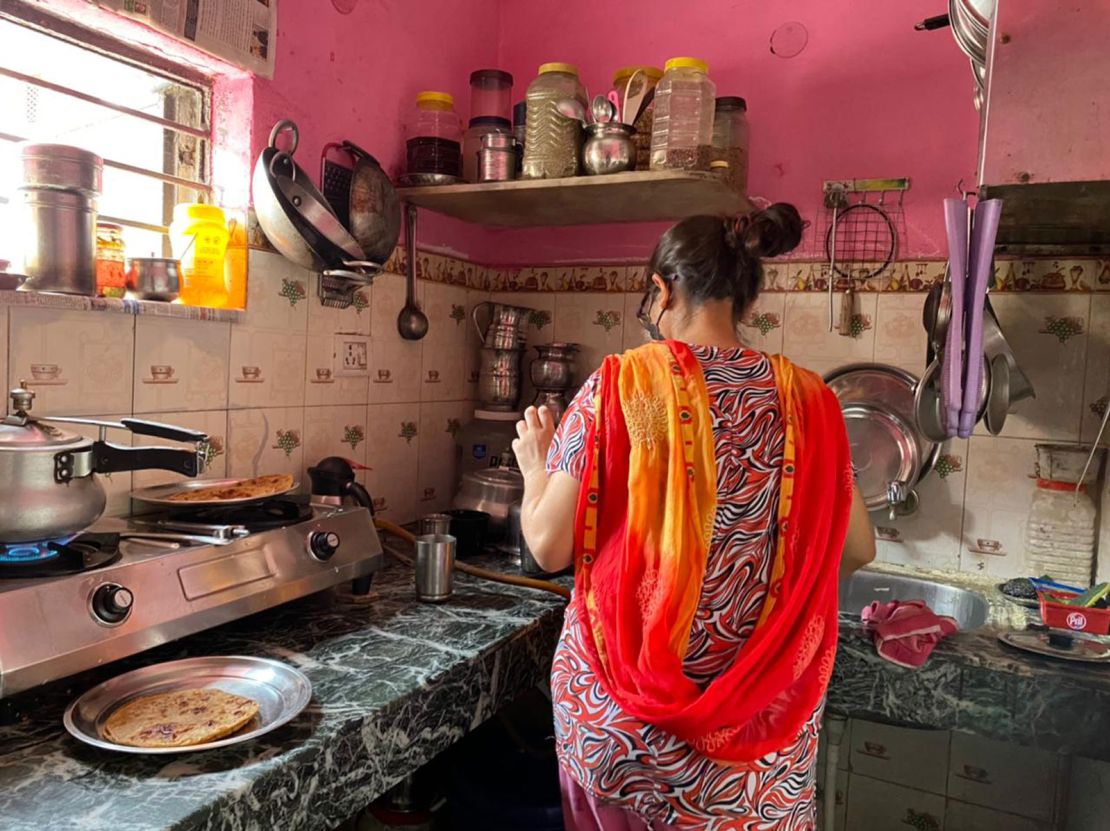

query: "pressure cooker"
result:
(0, 382), (209, 544)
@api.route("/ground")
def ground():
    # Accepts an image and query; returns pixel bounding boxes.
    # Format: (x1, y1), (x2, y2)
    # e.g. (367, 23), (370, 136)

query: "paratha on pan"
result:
(166, 474), (294, 503)
(102, 688), (260, 748)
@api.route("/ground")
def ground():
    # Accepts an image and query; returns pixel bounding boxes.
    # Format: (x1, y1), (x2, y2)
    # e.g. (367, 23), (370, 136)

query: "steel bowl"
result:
(126, 257), (180, 301)
(583, 123), (636, 175)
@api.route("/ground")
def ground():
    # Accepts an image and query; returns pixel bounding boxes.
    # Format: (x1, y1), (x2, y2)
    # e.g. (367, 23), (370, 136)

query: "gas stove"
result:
(0, 497), (384, 698)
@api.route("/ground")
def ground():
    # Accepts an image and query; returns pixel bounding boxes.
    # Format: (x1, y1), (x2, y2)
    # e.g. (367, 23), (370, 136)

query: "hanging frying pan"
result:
(345, 142), (401, 265)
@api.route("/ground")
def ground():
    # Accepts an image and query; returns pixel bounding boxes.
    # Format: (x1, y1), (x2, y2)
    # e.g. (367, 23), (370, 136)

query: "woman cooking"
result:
(512, 204), (876, 831)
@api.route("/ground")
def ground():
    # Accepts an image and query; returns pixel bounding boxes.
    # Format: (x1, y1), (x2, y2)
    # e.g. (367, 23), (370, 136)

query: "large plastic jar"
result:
(463, 116), (512, 183)
(405, 91), (463, 179)
(613, 66), (663, 170)
(712, 96), (750, 192)
(170, 203), (229, 307)
(522, 63), (586, 180)
(650, 57), (716, 171)
(469, 69), (513, 122)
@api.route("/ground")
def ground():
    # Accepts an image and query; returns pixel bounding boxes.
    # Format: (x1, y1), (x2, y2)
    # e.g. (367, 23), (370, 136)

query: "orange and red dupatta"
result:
(573, 342), (852, 763)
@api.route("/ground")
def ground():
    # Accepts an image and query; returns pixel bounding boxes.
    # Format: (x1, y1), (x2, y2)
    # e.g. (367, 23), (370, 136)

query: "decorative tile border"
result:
(249, 199), (1110, 296)
(0, 289), (244, 322)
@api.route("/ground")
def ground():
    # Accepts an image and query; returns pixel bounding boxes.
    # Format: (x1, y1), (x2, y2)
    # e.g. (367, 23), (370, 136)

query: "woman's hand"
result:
(512, 406), (556, 480)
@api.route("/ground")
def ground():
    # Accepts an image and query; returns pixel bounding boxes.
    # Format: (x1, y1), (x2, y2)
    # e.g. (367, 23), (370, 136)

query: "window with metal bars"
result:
(0, 4), (213, 260)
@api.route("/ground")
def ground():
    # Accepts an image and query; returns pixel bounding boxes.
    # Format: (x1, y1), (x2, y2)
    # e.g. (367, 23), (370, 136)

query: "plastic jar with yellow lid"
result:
(170, 203), (229, 308)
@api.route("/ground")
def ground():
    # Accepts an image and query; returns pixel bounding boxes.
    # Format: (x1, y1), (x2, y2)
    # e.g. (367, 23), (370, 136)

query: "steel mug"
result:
(415, 533), (456, 603)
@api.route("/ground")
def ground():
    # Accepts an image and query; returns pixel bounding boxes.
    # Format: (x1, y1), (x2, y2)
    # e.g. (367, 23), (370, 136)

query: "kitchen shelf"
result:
(397, 170), (752, 227)
(0, 289), (243, 322)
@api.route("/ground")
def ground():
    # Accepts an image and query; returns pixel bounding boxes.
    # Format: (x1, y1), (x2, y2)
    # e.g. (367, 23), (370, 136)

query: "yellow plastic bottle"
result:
(171, 203), (229, 307)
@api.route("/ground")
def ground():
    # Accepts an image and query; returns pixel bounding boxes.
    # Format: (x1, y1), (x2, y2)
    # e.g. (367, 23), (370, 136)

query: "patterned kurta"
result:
(547, 346), (821, 831)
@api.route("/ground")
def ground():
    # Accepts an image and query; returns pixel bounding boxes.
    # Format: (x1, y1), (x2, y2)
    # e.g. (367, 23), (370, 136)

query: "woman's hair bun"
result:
(733, 203), (804, 259)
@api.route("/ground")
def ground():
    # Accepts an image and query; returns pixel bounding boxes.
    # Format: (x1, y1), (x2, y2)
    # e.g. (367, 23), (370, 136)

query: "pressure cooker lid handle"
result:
(121, 418), (208, 444)
(92, 443), (205, 477)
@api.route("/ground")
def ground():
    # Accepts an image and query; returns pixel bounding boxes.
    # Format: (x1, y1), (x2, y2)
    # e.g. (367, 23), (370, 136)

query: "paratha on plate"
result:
(102, 688), (260, 748)
(166, 474), (294, 503)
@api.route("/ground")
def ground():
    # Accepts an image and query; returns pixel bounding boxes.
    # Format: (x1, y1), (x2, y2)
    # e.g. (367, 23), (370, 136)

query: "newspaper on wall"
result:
(98, 0), (276, 77)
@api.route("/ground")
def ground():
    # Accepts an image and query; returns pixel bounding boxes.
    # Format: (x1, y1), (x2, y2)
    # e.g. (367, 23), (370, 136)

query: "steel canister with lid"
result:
(478, 132), (518, 182)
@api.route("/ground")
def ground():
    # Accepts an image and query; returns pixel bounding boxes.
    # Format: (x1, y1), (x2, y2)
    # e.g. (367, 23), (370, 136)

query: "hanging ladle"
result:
(397, 204), (428, 341)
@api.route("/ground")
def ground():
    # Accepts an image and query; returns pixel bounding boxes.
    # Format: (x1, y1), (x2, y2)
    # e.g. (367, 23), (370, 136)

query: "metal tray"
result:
(841, 404), (921, 510)
(64, 655), (311, 754)
(826, 364), (940, 469)
(130, 477), (299, 507)
(998, 630), (1110, 663)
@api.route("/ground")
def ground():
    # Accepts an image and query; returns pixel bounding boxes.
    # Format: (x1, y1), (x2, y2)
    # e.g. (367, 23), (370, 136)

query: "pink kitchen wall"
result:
(249, 0), (504, 262)
(488, 0), (980, 265)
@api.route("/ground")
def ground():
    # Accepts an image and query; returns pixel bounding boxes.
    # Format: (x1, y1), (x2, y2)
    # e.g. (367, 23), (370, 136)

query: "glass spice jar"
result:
(94, 222), (126, 298)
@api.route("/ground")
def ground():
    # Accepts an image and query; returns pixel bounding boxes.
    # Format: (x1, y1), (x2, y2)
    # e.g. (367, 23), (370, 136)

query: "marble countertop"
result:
(0, 552), (567, 831)
(831, 562), (1110, 761)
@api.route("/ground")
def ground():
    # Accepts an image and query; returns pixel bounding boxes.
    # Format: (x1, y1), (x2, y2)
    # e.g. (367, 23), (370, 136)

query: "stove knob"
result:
(308, 531), (341, 561)
(91, 583), (133, 625)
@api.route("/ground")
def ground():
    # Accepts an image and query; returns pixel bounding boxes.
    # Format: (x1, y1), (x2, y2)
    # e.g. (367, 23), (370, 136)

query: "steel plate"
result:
(842, 404), (921, 510)
(64, 655), (311, 754)
(130, 477), (299, 507)
(825, 364), (939, 485)
(998, 630), (1110, 663)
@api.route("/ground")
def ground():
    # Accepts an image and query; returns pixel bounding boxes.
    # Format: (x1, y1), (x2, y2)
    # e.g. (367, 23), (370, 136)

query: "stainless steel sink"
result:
(839, 570), (990, 630)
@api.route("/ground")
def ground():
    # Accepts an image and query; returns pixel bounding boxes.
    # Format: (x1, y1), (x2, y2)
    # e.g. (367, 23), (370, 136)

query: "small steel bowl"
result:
(126, 257), (180, 301)
(582, 123), (636, 175)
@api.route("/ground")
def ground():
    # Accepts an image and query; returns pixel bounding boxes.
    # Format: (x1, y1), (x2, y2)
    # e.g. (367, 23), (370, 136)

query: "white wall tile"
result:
(946, 800), (1050, 831)
(874, 441), (968, 572)
(9, 308), (134, 416)
(739, 292), (787, 355)
(366, 402), (420, 523)
(133, 318), (230, 414)
(844, 774), (946, 831)
(131, 410), (228, 489)
(985, 293), (1089, 441)
(302, 405), (367, 486)
(369, 273), (422, 404)
(947, 731), (1058, 822)
(421, 283), (469, 402)
(782, 292), (877, 379)
(961, 436), (1040, 578)
(553, 292), (625, 381)
(228, 328), (307, 408)
(1081, 294), (1110, 444)
(304, 334), (369, 407)
(873, 293), (929, 378)
(243, 250), (310, 333)
(621, 291), (649, 354)
(226, 407), (305, 482)
(847, 721), (949, 796)
(1066, 756), (1110, 831)
(417, 400), (472, 514)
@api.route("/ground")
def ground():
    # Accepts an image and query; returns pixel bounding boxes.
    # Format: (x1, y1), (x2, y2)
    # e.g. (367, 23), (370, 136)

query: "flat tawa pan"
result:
(130, 476), (299, 507)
